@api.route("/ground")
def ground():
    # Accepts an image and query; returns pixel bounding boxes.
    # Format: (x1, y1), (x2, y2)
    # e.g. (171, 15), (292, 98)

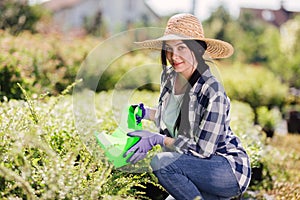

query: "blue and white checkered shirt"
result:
(154, 66), (251, 193)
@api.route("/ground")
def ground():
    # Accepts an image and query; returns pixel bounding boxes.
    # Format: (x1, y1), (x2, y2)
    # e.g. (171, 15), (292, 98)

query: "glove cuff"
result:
(159, 134), (166, 147)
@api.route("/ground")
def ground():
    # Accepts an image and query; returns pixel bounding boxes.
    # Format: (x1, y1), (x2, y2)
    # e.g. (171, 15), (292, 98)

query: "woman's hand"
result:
(124, 130), (165, 164)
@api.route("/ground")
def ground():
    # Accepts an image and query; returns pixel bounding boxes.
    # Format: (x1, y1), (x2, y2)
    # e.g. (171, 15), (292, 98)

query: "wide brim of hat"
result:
(135, 34), (234, 59)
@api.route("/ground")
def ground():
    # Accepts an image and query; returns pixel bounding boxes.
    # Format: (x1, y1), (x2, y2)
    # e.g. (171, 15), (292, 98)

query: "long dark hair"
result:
(160, 40), (208, 135)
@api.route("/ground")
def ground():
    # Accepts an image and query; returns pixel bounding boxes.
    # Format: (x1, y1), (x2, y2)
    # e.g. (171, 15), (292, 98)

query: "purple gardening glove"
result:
(124, 130), (165, 164)
(130, 103), (146, 124)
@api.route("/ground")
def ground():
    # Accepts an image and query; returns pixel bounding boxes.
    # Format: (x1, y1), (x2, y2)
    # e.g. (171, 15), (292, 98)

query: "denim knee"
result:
(150, 154), (160, 171)
(150, 152), (181, 172)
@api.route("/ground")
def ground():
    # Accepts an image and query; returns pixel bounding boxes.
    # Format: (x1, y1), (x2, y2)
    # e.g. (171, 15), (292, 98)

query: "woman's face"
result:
(165, 40), (198, 78)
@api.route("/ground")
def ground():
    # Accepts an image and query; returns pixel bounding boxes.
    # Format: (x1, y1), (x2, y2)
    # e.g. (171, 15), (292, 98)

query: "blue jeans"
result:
(150, 152), (241, 200)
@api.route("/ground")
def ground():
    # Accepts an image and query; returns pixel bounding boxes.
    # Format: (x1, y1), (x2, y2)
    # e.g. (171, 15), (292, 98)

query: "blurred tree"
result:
(0, 0), (44, 35)
(267, 16), (300, 89)
(204, 6), (300, 90)
(203, 6), (233, 46)
(204, 6), (278, 64)
(234, 11), (270, 63)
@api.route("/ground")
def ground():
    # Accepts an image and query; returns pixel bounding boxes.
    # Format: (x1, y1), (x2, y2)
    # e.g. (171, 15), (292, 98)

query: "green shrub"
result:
(97, 52), (160, 91)
(0, 87), (153, 199)
(0, 31), (98, 100)
(257, 106), (281, 131)
(0, 31), (162, 100)
(0, 52), (31, 99)
(78, 35), (161, 93)
(220, 64), (289, 117)
(0, 85), (270, 198)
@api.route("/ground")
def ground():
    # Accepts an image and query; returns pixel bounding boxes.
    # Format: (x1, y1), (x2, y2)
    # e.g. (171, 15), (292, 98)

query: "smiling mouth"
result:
(173, 62), (183, 67)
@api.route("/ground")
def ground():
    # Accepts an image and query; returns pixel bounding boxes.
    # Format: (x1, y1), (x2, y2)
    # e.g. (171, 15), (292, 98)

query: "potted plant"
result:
(283, 104), (300, 134)
(256, 106), (281, 137)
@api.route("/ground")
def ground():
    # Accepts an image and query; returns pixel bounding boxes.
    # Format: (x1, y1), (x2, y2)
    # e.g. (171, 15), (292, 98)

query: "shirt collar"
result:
(164, 66), (213, 95)
(192, 68), (212, 94)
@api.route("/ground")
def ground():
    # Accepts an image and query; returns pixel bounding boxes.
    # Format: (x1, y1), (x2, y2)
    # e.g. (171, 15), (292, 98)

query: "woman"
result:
(124, 13), (251, 200)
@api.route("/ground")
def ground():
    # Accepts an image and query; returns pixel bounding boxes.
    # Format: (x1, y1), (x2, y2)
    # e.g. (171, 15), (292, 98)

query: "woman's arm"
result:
(146, 107), (157, 121)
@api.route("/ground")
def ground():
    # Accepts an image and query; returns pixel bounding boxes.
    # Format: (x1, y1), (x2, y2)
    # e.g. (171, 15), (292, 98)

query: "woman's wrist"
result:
(163, 137), (175, 148)
(144, 107), (156, 121)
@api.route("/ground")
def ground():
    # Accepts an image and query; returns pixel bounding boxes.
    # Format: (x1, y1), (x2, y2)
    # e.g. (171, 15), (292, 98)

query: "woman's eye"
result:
(178, 46), (186, 51)
(165, 47), (173, 52)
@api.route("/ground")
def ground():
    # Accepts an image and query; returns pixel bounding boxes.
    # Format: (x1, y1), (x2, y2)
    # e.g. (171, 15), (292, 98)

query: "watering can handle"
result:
(127, 104), (143, 130)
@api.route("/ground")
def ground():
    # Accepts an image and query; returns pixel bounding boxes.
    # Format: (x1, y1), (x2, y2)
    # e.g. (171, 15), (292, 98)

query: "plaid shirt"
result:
(154, 66), (251, 193)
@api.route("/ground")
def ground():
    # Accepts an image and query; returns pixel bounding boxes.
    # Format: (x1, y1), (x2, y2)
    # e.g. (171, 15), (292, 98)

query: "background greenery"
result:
(1, 1), (300, 199)
(1, 89), (299, 199)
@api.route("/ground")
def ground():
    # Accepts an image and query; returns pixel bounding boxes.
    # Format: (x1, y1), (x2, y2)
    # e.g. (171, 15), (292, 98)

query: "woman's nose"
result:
(171, 50), (180, 60)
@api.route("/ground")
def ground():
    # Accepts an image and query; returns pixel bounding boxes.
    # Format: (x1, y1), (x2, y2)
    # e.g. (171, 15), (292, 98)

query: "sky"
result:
(146, 0), (300, 20)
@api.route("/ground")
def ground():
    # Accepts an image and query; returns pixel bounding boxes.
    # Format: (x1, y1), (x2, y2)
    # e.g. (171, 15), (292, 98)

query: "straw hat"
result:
(135, 13), (234, 59)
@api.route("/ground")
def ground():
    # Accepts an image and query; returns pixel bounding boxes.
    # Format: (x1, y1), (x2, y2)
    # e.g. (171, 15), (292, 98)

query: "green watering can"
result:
(94, 105), (143, 168)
